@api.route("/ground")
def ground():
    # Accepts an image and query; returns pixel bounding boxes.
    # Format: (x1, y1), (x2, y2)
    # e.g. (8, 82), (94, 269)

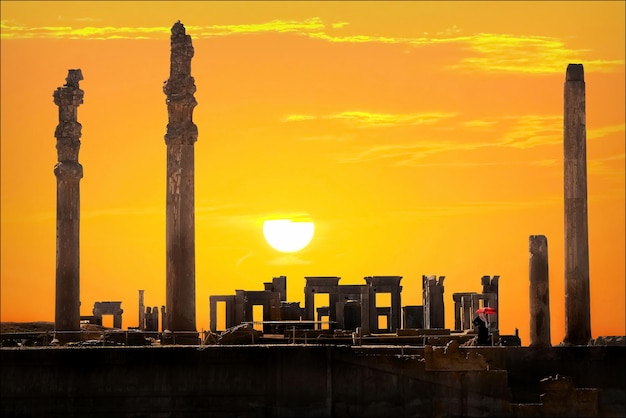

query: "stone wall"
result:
(1, 345), (624, 417)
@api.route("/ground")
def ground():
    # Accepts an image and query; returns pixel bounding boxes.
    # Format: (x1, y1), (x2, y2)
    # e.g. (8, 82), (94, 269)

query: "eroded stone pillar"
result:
(53, 69), (84, 343)
(529, 235), (551, 347)
(422, 275), (445, 329)
(138, 290), (145, 331)
(163, 21), (199, 344)
(563, 63), (591, 345)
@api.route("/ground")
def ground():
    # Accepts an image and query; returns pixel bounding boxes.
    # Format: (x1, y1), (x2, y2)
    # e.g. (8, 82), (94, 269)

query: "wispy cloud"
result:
(333, 114), (623, 166)
(392, 197), (562, 219)
(195, 18), (325, 37)
(588, 153), (626, 178)
(285, 111), (457, 127)
(499, 115), (563, 148)
(450, 33), (624, 74)
(0, 20), (169, 40)
(588, 123), (625, 140)
(2, 17), (622, 74)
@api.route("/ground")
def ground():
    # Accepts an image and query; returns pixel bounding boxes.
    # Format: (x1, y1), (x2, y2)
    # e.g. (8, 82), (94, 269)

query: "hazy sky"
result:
(1, 1), (624, 344)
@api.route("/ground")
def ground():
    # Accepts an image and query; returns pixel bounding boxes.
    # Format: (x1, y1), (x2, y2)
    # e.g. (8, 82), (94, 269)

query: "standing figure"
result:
(472, 313), (490, 345)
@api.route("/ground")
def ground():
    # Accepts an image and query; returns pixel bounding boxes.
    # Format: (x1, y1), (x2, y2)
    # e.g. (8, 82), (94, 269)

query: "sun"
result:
(263, 219), (315, 253)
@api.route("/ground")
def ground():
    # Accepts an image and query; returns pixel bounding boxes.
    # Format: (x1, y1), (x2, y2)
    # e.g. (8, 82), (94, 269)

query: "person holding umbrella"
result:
(473, 307), (496, 345)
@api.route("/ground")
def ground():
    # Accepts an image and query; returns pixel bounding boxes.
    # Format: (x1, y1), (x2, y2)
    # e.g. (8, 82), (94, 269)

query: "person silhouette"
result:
(472, 312), (490, 345)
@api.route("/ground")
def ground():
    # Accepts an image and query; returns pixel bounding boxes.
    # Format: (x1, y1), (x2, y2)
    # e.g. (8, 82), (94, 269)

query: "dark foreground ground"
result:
(1, 323), (624, 418)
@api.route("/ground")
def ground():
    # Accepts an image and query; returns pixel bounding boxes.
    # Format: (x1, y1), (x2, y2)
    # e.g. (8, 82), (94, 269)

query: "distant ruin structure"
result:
(422, 275), (445, 329)
(481, 275), (499, 331)
(92, 301), (123, 329)
(563, 63), (591, 345)
(138, 290), (145, 331)
(163, 21), (199, 344)
(529, 235), (551, 347)
(53, 69), (84, 343)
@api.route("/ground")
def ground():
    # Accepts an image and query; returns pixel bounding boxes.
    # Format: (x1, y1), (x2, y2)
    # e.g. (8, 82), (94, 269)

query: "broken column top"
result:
(566, 64), (584, 81)
(65, 69), (83, 87)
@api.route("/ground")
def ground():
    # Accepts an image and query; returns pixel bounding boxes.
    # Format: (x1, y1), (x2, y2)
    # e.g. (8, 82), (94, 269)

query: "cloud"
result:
(462, 119), (499, 130)
(392, 197), (562, 219)
(0, 20), (169, 40)
(2, 16), (622, 74)
(588, 153), (626, 178)
(498, 115), (563, 148)
(588, 123), (625, 141)
(450, 33), (624, 74)
(196, 18), (325, 37)
(332, 114), (624, 166)
(336, 141), (459, 164)
(285, 111), (457, 127)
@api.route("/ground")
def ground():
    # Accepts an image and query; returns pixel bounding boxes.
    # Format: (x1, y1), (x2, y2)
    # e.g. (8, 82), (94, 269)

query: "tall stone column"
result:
(563, 63), (591, 345)
(53, 69), (84, 344)
(163, 21), (199, 344)
(529, 235), (551, 347)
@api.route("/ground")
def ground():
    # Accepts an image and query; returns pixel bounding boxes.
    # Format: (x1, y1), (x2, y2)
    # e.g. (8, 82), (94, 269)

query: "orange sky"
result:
(1, 1), (624, 345)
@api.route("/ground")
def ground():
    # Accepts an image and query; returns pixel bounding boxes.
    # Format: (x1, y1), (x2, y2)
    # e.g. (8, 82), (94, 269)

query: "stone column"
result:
(529, 235), (551, 347)
(53, 69), (84, 344)
(138, 290), (145, 331)
(422, 275), (445, 329)
(563, 63), (591, 345)
(481, 275), (500, 331)
(163, 21), (199, 344)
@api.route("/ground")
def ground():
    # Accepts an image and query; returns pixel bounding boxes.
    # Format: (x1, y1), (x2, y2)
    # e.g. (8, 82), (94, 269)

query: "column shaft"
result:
(53, 70), (84, 344)
(529, 235), (551, 347)
(563, 63), (591, 345)
(163, 21), (198, 343)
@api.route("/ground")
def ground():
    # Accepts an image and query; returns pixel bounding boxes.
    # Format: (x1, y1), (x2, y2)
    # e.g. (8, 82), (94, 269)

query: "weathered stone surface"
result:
(424, 340), (489, 371)
(163, 21), (198, 343)
(563, 63), (591, 345)
(53, 69), (84, 344)
(529, 235), (551, 347)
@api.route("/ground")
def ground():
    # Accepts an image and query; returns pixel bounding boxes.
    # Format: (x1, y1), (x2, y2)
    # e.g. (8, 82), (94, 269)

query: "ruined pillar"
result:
(163, 21), (199, 344)
(422, 275), (445, 329)
(53, 69), (84, 343)
(563, 63), (591, 345)
(138, 290), (145, 331)
(529, 235), (551, 347)
(481, 275), (500, 331)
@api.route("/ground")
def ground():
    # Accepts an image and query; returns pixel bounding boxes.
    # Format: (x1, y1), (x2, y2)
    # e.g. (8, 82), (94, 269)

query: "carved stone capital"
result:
(164, 122), (198, 145)
(53, 88), (84, 107)
(163, 76), (197, 97)
(55, 121), (82, 140)
(54, 161), (83, 180)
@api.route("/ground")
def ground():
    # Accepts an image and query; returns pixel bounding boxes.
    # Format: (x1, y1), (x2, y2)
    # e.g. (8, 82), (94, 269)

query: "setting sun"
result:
(263, 219), (315, 253)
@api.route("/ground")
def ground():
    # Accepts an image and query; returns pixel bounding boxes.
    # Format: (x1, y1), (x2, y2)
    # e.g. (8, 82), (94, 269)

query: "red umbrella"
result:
(476, 307), (497, 315)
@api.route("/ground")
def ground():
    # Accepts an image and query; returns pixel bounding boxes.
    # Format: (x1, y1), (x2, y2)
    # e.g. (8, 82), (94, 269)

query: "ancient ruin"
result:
(53, 69), (84, 343)
(529, 235), (551, 347)
(163, 21), (199, 344)
(563, 63), (592, 345)
(91, 302), (123, 329)
(208, 274), (507, 347)
(11, 19), (618, 416)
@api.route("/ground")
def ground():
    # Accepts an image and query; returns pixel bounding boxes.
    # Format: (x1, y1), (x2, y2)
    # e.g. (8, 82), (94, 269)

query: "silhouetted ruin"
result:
(2, 21), (619, 418)
(529, 235), (551, 347)
(163, 21), (199, 344)
(563, 63), (592, 345)
(53, 69), (84, 344)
